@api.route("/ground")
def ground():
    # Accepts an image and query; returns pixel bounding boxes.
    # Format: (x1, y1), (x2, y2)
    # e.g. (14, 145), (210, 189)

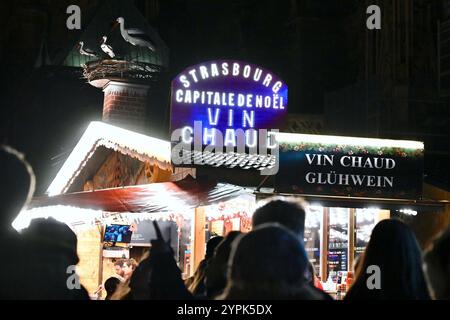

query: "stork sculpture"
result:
(78, 41), (98, 58)
(115, 17), (156, 52)
(100, 36), (115, 58)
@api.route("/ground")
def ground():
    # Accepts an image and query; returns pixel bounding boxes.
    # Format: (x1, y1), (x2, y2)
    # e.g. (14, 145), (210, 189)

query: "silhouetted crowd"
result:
(1, 145), (449, 300)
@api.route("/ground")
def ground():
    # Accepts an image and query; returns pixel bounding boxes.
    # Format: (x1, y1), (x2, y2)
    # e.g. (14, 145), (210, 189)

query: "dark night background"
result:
(0, 0), (449, 195)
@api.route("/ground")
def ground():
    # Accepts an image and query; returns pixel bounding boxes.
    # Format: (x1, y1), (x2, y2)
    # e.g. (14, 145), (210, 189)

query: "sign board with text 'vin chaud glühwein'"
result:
(274, 133), (424, 199)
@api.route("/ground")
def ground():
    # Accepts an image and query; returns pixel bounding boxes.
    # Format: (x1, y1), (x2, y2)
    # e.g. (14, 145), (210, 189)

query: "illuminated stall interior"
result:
(204, 195), (255, 237)
(303, 206), (390, 282)
(190, 193), (256, 274)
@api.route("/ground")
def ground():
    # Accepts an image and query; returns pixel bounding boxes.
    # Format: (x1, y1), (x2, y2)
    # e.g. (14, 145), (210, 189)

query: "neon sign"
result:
(170, 60), (288, 149)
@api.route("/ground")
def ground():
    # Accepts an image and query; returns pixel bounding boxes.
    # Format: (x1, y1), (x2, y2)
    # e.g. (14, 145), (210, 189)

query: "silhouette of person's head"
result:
(22, 217), (79, 265)
(205, 231), (241, 298)
(0, 146), (35, 231)
(20, 218), (88, 299)
(423, 226), (450, 300)
(205, 236), (224, 260)
(222, 223), (312, 299)
(187, 236), (224, 297)
(104, 277), (121, 300)
(252, 198), (306, 244)
(345, 219), (430, 300)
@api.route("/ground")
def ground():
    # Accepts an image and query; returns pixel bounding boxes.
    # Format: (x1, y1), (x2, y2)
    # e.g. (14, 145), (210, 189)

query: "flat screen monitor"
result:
(103, 224), (133, 243)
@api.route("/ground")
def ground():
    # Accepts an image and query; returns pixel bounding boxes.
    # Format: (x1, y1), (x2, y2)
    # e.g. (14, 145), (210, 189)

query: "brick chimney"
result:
(102, 81), (149, 130)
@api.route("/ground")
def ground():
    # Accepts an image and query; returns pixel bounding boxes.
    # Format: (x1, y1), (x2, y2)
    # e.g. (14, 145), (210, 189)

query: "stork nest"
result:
(82, 59), (162, 83)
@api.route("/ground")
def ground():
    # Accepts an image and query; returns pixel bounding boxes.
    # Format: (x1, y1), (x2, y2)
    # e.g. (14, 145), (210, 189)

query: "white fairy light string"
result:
(13, 206), (194, 233)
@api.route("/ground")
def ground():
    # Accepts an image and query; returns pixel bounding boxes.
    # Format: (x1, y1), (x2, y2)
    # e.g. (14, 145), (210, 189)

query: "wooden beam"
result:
(97, 225), (104, 300)
(348, 208), (356, 272)
(320, 207), (329, 281)
(193, 207), (206, 274)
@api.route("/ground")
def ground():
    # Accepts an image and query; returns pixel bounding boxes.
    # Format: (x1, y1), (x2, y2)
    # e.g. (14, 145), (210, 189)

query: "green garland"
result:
(279, 142), (423, 157)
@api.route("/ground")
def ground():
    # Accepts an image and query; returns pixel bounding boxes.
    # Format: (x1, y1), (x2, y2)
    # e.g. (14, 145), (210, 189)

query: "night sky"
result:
(0, 0), (449, 194)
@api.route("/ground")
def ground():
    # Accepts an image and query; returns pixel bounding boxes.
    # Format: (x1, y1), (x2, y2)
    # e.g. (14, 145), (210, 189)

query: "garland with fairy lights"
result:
(206, 211), (250, 222)
(279, 142), (423, 158)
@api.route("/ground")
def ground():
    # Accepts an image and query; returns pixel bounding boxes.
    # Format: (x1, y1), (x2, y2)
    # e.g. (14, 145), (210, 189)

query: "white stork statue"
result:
(115, 17), (156, 52)
(100, 36), (115, 58)
(78, 41), (98, 58)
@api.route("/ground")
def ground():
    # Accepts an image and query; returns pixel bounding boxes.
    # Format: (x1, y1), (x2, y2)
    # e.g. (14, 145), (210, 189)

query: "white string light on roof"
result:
(13, 206), (195, 233)
(13, 206), (103, 232)
(47, 121), (172, 196)
(399, 208), (418, 216)
(274, 132), (424, 150)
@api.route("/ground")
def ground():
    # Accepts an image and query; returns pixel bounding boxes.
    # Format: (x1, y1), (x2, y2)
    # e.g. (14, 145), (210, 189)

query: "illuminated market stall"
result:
(6, 0), (449, 301)
(14, 39), (448, 298)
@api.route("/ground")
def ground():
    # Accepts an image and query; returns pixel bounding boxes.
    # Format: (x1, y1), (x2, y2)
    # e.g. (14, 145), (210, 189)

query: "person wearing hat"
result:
(220, 223), (328, 300)
(20, 217), (90, 300)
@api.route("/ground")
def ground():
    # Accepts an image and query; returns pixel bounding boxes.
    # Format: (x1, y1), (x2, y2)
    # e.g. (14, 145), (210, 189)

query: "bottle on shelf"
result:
(336, 284), (342, 300)
(337, 271), (342, 285)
